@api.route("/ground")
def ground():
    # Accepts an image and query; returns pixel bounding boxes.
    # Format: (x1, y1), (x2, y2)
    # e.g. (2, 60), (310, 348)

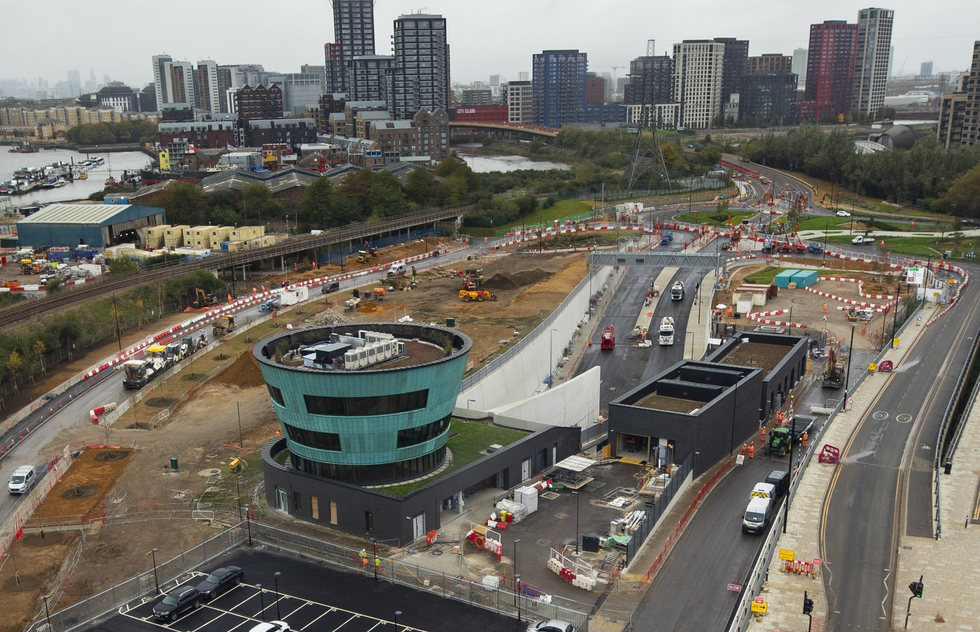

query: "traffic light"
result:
(802, 591), (814, 615)
(909, 578), (923, 598)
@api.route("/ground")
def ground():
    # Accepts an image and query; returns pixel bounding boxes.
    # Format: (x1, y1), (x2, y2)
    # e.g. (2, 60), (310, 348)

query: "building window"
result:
(397, 415), (450, 448)
(304, 390), (429, 416)
(311, 496), (319, 520)
(365, 511), (374, 532)
(267, 384), (285, 406)
(282, 423), (342, 451)
(293, 491), (302, 511)
(329, 501), (338, 525)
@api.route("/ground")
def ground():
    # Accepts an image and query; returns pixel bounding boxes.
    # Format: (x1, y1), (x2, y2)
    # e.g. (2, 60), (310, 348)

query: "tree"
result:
(946, 165), (980, 218)
(108, 256), (140, 277)
(405, 167), (437, 207)
(45, 277), (63, 294)
(7, 349), (22, 382)
(241, 183), (280, 223)
(368, 171), (410, 219)
(298, 176), (337, 227)
(157, 181), (203, 225)
(516, 194), (538, 223)
(33, 339), (46, 375)
(336, 169), (375, 219)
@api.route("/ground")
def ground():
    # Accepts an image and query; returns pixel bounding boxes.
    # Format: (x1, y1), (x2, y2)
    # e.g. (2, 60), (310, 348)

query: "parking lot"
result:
(87, 548), (527, 632)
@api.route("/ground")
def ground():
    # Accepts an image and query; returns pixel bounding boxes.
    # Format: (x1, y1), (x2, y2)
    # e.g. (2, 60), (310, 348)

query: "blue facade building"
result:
(255, 323), (471, 485)
(533, 50), (588, 127)
(16, 203), (167, 249)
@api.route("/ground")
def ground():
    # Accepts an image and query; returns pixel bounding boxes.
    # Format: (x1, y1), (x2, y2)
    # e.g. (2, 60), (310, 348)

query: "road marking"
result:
(896, 414), (913, 424)
(873, 411), (889, 421)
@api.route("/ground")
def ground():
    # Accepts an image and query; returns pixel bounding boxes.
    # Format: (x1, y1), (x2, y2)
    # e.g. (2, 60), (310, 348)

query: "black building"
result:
(235, 85), (284, 126)
(714, 38), (750, 107)
(739, 71), (799, 127)
(624, 55), (674, 106)
(139, 85), (157, 113)
(245, 119), (317, 151)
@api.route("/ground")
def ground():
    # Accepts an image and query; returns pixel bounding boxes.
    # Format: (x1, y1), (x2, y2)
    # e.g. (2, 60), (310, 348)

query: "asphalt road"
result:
(821, 263), (980, 631)
(86, 546), (526, 632)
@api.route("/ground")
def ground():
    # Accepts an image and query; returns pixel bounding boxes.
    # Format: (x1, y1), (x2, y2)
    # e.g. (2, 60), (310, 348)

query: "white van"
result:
(742, 496), (771, 534)
(387, 262), (406, 277)
(750, 482), (776, 500)
(8, 465), (37, 494)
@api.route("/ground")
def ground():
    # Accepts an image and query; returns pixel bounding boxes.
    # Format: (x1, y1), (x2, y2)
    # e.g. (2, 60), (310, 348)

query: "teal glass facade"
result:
(254, 323), (471, 485)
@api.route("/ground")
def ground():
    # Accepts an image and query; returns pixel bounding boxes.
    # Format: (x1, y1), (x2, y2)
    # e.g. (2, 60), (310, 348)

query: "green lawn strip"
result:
(743, 267), (792, 284)
(379, 419), (528, 497)
(674, 210), (756, 225)
(463, 200), (594, 238)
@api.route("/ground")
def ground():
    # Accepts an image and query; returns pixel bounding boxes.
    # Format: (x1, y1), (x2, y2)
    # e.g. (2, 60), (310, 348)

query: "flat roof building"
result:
(17, 203), (166, 248)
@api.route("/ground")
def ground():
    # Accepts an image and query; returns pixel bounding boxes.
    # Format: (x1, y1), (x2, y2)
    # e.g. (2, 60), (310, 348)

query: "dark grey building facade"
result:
(390, 14), (448, 120)
(739, 71), (799, 127)
(714, 37), (750, 107)
(624, 55), (674, 106)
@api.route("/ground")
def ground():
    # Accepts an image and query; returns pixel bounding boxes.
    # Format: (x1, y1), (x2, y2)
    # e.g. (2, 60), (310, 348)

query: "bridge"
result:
(449, 121), (560, 141)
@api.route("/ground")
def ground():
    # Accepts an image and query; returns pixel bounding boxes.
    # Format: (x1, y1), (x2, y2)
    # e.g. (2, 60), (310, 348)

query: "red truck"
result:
(600, 326), (615, 350)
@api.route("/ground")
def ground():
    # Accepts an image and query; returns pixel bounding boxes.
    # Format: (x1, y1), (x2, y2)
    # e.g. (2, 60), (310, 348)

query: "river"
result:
(1, 148), (151, 207)
(453, 145), (569, 173)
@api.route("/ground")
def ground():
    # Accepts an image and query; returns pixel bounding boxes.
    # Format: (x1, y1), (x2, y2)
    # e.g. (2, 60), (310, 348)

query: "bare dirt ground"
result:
(717, 261), (912, 350)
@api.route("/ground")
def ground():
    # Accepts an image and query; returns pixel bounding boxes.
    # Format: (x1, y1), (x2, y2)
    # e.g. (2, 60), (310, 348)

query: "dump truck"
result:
(766, 416), (815, 456)
(670, 281), (685, 301)
(212, 315), (236, 336)
(459, 289), (495, 302)
(659, 317), (675, 346)
(600, 326), (615, 350)
(822, 347), (845, 389)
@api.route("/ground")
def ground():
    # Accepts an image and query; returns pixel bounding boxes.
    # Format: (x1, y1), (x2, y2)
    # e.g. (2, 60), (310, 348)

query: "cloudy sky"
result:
(2, 0), (975, 89)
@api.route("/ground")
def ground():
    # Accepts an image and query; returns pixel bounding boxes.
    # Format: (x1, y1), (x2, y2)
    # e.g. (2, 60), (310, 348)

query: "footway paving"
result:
(88, 548), (526, 632)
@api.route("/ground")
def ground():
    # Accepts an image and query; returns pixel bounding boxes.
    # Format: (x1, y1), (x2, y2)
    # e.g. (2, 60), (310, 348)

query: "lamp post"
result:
(256, 584), (265, 621)
(245, 504), (252, 546)
(273, 572), (281, 619)
(43, 595), (52, 630)
(573, 491), (580, 554)
(513, 539), (520, 576)
(844, 324), (856, 411)
(514, 573), (521, 622)
(394, 611), (402, 625)
(236, 401), (243, 454)
(150, 548), (160, 594)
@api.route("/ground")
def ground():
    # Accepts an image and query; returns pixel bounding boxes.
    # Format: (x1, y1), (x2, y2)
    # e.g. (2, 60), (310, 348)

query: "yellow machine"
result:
(21, 259), (34, 274)
(193, 288), (217, 309)
(459, 289), (495, 302)
(213, 315), (236, 336)
(356, 250), (369, 263)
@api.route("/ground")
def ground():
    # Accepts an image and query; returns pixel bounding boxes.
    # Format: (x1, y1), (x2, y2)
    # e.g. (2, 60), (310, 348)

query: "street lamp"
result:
(514, 573), (522, 622)
(273, 572), (281, 619)
(394, 611), (402, 625)
(256, 584), (265, 621)
(513, 539), (520, 576)
(844, 324), (856, 411)
(236, 401), (244, 454)
(573, 491), (580, 554)
(43, 594), (52, 631)
(150, 548), (160, 594)
(245, 504), (252, 546)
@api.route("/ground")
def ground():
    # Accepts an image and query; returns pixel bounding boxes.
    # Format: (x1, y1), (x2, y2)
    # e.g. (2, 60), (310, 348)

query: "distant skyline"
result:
(1, 0), (975, 91)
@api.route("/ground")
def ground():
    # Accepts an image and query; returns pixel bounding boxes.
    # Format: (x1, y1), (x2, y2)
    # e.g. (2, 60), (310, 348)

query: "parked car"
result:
(195, 566), (244, 601)
(526, 620), (573, 632)
(152, 586), (201, 621)
(249, 622), (291, 632)
(836, 210), (851, 217)
(8, 465), (36, 494)
(321, 281), (341, 294)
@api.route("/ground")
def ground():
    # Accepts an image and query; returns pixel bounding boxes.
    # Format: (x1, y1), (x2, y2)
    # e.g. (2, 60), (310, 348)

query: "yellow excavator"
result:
(193, 288), (217, 309)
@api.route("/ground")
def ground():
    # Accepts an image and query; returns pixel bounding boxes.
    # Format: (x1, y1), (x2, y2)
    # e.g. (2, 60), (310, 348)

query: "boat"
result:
(78, 171), (88, 180)
(8, 145), (38, 153)
(139, 168), (212, 185)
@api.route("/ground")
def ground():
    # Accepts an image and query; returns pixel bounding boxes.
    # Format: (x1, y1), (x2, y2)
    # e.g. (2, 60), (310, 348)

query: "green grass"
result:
(675, 210), (756, 225)
(796, 215), (852, 231)
(379, 419), (528, 497)
(744, 267), (791, 284)
(823, 234), (980, 258)
(464, 200), (593, 237)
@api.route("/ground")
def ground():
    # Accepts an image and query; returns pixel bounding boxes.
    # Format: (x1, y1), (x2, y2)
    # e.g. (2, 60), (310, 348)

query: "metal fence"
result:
(250, 522), (592, 629)
(23, 524), (247, 632)
(623, 452), (693, 564)
(459, 267), (600, 394)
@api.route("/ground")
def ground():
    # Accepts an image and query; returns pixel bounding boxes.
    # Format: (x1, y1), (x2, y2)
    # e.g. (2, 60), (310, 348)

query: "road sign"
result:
(736, 454), (745, 466)
(779, 549), (795, 561)
(754, 597), (765, 604)
(813, 557), (822, 566)
(727, 583), (742, 592)
(751, 601), (768, 614)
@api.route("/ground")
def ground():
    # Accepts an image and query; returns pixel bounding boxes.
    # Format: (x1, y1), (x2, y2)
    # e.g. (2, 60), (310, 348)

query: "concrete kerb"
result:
(743, 303), (930, 632)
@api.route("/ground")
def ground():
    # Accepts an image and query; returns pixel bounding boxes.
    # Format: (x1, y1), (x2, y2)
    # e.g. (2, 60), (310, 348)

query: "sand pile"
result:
(357, 301), (380, 313)
(215, 352), (266, 388)
(483, 269), (551, 290)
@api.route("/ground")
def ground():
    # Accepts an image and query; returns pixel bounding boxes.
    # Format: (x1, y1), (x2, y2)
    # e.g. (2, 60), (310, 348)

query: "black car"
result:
(195, 566), (244, 600)
(322, 281), (340, 295)
(152, 586), (201, 621)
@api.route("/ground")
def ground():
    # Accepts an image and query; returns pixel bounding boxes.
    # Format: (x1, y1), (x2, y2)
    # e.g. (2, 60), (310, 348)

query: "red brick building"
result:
(158, 120), (236, 150)
(235, 85), (284, 125)
(800, 21), (858, 122)
(587, 75), (606, 104)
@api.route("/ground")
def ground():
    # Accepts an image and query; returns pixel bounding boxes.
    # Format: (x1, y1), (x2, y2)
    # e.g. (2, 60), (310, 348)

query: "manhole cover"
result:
(206, 453), (217, 458)
(198, 468), (222, 478)
(540, 492), (560, 500)
(536, 539), (551, 546)
(553, 512), (569, 520)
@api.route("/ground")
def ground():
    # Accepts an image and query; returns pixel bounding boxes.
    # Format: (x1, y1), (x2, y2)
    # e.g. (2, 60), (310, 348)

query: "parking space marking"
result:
(299, 606), (337, 630)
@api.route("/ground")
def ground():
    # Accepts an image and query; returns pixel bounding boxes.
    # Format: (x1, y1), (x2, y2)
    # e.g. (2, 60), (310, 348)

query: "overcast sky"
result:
(2, 0), (976, 89)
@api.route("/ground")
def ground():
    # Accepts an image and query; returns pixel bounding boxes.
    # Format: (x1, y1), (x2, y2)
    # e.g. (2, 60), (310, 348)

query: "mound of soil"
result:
(358, 301), (381, 313)
(483, 269), (552, 291)
(214, 350), (266, 389)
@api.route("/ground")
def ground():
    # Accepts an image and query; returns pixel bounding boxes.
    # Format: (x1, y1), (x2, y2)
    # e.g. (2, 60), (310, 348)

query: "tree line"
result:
(65, 120), (159, 146)
(739, 124), (980, 208)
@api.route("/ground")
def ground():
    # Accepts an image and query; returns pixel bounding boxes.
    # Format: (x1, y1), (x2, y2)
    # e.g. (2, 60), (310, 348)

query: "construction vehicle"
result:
(822, 347), (845, 389)
(356, 250), (369, 263)
(761, 226), (773, 253)
(464, 269), (484, 285)
(659, 317), (675, 346)
(183, 335), (207, 353)
(459, 289), (495, 302)
(122, 344), (169, 389)
(165, 340), (189, 365)
(670, 281), (685, 301)
(258, 299), (279, 313)
(193, 289), (217, 309)
(371, 288), (387, 300)
(20, 259), (34, 274)
(808, 242), (824, 254)
(600, 326), (615, 350)
(660, 231), (674, 246)
(766, 416), (815, 456)
(212, 315), (236, 336)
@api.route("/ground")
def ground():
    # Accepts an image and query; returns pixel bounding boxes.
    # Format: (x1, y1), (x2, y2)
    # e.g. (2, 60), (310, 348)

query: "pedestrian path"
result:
(746, 306), (932, 632)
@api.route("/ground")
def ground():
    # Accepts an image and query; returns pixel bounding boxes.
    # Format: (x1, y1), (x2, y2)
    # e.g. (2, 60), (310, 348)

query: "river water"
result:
(454, 146), (569, 173)
(1, 148), (151, 207)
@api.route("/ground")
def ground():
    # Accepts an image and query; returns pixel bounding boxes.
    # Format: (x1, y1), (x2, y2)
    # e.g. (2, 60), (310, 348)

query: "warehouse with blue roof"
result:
(16, 203), (167, 249)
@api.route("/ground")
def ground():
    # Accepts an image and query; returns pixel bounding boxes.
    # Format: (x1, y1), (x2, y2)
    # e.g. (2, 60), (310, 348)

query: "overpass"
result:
(449, 121), (560, 141)
(0, 203), (472, 329)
